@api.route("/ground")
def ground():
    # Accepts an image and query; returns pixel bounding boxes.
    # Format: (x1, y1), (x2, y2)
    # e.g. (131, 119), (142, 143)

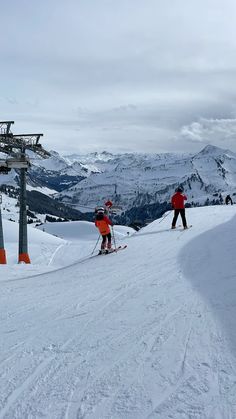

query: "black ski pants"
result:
(172, 209), (187, 228)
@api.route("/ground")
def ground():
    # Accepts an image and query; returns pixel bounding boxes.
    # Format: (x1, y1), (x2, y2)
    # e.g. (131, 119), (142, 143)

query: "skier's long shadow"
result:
(179, 215), (236, 358)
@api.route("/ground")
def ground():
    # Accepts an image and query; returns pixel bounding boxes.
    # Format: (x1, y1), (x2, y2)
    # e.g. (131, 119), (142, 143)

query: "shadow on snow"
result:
(179, 215), (236, 358)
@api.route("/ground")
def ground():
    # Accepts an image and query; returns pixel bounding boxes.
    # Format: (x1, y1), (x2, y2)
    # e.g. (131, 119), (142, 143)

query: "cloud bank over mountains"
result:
(1, 0), (236, 154)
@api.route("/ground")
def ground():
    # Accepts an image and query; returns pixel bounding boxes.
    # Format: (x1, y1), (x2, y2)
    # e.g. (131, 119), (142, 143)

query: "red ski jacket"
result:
(95, 215), (112, 235)
(171, 192), (187, 209)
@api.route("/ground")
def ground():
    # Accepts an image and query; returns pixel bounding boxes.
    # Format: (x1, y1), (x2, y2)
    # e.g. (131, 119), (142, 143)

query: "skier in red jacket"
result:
(95, 207), (113, 253)
(171, 187), (188, 229)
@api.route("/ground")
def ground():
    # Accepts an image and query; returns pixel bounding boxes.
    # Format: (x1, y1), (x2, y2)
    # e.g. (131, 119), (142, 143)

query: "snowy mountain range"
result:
(42, 145), (236, 212)
(1, 145), (236, 224)
(59, 145), (236, 212)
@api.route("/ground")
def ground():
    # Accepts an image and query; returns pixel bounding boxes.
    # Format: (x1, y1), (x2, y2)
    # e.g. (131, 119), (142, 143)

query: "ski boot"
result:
(98, 249), (106, 255)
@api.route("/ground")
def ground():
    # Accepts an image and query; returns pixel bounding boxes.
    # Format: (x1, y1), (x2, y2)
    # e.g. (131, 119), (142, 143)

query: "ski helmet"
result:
(176, 186), (184, 193)
(96, 207), (105, 214)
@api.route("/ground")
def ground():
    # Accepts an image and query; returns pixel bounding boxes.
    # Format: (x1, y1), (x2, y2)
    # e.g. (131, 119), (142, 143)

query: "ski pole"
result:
(111, 225), (117, 251)
(158, 210), (172, 223)
(91, 234), (100, 255)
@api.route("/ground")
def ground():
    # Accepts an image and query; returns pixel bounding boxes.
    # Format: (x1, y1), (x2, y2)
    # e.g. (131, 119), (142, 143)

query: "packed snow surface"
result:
(1, 206), (236, 418)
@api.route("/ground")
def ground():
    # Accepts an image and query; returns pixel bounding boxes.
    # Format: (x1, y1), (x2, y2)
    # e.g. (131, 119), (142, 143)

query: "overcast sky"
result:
(1, 0), (236, 155)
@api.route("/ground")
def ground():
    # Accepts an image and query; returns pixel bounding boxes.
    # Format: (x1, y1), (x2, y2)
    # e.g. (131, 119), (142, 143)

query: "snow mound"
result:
(37, 220), (135, 241)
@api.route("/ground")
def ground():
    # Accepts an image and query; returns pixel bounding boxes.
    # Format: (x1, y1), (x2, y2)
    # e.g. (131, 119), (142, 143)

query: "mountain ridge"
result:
(1, 144), (236, 224)
(56, 144), (236, 213)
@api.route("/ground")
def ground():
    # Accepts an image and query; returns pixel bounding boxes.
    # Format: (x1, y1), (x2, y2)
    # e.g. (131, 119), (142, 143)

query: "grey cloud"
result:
(178, 118), (236, 151)
(2, 0), (236, 153)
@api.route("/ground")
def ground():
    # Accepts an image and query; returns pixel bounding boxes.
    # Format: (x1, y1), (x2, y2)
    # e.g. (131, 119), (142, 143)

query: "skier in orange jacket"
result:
(95, 207), (113, 253)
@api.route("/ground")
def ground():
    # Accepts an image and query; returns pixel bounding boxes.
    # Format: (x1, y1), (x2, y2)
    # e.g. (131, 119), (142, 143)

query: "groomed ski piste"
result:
(1, 205), (236, 419)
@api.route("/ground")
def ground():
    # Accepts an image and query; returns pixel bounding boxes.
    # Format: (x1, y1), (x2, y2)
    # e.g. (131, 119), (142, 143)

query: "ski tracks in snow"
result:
(0, 251), (192, 418)
(2, 210), (236, 418)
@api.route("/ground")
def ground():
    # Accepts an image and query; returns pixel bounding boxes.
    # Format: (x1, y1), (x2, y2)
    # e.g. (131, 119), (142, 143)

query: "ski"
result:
(181, 225), (192, 230)
(110, 245), (127, 253)
(171, 225), (192, 230)
(98, 245), (127, 255)
(170, 224), (182, 230)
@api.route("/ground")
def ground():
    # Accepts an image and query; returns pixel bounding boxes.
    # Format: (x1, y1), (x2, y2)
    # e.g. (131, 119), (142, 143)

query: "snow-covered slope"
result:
(0, 193), (19, 222)
(1, 218), (66, 267)
(0, 150), (89, 196)
(1, 205), (236, 418)
(32, 150), (89, 178)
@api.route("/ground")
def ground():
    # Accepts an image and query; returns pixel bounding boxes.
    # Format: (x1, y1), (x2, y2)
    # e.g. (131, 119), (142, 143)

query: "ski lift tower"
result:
(0, 193), (7, 264)
(0, 121), (50, 263)
(0, 120), (14, 137)
(0, 121), (14, 264)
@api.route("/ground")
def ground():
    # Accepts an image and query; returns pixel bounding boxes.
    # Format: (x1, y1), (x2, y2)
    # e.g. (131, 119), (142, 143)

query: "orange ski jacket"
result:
(95, 215), (112, 235)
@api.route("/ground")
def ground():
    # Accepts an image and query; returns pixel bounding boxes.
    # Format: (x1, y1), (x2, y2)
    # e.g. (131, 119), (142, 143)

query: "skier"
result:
(105, 200), (113, 209)
(95, 207), (113, 254)
(104, 200), (113, 215)
(225, 194), (233, 205)
(171, 187), (188, 229)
